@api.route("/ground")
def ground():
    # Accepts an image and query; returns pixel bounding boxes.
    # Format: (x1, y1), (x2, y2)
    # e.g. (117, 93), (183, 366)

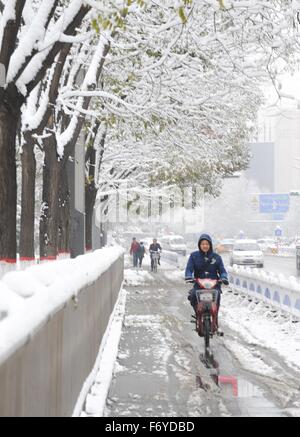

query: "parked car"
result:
(257, 238), (277, 254)
(160, 235), (187, 256)
(216, 239), (235, 253)
(230, 239), (264, 268)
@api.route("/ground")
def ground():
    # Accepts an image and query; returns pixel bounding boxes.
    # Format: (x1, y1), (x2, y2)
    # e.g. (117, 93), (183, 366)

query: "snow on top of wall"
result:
(0, 246), (124, 366)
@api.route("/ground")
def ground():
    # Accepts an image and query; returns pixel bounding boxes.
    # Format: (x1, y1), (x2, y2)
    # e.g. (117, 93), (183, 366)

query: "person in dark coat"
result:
(185, 234), (229, 322)
(137, 241), (146, 267)
(149, 239), (162, 271)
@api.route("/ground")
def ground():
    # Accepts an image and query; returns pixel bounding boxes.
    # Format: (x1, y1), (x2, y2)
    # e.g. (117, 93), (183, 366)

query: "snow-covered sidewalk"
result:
(221, 290), (300, 373)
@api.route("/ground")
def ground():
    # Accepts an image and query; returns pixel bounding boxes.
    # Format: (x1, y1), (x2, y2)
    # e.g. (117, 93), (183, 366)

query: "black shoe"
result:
(217, 328), (224, 336)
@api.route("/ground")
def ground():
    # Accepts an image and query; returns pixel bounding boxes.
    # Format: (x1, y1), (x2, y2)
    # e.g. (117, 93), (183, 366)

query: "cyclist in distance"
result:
(149, 238), (162, 272)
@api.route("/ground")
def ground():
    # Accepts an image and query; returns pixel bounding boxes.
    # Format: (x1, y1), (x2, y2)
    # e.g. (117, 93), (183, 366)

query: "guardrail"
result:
(264, 247), (296, 257)
(228, 265), (300, 319)
(0, 247), (124, 417)
(161, 250), (186, 269)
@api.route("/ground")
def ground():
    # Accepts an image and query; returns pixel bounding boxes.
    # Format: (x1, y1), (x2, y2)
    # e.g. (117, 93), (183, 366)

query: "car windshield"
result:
(234, 243), (260, 251)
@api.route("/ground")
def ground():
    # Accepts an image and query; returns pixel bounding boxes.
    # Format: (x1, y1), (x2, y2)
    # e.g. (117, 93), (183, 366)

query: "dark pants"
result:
(132, 253), (138, 267)
(138, 255), (144, 267)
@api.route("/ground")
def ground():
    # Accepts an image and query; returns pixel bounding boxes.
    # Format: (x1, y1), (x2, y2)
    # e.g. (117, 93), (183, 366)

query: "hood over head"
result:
(198, 233), (213, 253)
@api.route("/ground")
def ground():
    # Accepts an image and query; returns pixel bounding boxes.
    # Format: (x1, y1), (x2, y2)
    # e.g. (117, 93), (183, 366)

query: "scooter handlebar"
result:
(185, 278), (226, 284)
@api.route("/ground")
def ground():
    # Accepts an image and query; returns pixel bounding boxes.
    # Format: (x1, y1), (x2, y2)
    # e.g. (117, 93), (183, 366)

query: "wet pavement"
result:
(104, 261), (295, 417)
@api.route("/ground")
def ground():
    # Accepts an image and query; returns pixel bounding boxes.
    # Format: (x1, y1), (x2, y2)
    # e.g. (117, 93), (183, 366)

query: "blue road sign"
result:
(259, 194), (290, 214)
(275, 228), (282, 237)
(272, 214), (285, 222)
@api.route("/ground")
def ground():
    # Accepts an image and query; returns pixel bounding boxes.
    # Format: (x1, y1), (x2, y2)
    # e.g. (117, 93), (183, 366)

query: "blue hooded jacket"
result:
(185, 234), (228, 281)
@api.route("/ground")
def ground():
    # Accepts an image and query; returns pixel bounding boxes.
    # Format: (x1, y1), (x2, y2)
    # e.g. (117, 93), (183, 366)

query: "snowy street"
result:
(81, 256), (300, 417)
(2, 0), (300, 418)
(260, 255), (299, 279)
(222, 253), (299, 280)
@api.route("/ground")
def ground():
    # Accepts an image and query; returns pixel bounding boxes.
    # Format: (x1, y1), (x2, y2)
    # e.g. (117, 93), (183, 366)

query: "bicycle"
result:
(188, 278), (223, 356)
(150, 250), (160, 273)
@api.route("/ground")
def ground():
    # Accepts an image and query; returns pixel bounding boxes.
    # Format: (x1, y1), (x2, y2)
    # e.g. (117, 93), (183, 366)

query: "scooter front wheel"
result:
(204, 317), (211, 351)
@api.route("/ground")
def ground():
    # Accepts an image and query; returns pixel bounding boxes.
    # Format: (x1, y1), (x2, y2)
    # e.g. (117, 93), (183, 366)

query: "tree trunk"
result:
(58, 166), (70, 256)
(0, 85), (23, 260)
(84, 122), (106, 251)
(40, 135), (61, 259)
(99, 195), (109, 248)
(85, 183), (97, 251)
(20, 135), (36, 260)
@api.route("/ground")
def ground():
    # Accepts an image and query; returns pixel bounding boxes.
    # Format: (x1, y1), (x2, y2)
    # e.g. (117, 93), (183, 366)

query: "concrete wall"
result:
(0, 254), (124, 417)
(274, 110), (300, 193)
(249, 108), (300, 194)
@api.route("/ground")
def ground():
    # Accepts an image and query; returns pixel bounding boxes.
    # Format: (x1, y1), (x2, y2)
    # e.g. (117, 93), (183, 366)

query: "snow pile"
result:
(124, 269), (154, 286)
(0, 246), (124, 365)
(221, 292), (300, 372)
(0, 284), (24, 322)
(224, 339), (277, 378)
(164, 270), (185, 281)
(0, 262), (17, 280)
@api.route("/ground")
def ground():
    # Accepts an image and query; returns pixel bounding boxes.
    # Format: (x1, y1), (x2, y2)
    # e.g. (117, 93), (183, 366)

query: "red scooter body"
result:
(195, 278), (219, 336)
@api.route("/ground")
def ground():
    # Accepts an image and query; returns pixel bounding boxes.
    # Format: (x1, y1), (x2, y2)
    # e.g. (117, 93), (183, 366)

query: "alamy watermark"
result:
(94, 182), (205, 229)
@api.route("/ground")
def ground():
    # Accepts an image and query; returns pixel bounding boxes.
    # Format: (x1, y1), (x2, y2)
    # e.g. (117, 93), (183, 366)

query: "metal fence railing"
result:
(228, 265), (300, 319)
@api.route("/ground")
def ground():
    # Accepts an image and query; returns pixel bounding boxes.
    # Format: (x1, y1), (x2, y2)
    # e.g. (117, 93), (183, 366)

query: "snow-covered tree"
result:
(2, 0), (300, 261)
(0, 0), (91, 260)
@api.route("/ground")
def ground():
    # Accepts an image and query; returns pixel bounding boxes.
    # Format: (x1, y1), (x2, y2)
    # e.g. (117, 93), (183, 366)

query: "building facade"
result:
(246, 108), (300, 193)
